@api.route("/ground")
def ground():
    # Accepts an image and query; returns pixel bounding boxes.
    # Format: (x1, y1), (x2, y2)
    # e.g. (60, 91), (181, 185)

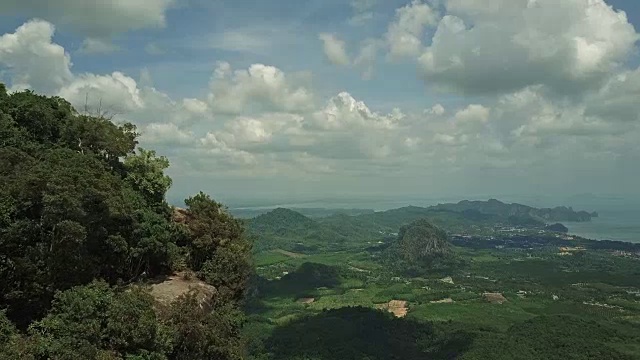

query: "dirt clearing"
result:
(274, 249), (306, 258)
(149, 272), (215, 309)
(376, 300), (408, 318)
(483, 292), (508, 304)
(430, 298), (454, 304)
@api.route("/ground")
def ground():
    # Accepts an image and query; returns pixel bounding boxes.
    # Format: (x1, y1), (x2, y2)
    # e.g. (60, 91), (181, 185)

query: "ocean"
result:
(566, 209), (640, 243)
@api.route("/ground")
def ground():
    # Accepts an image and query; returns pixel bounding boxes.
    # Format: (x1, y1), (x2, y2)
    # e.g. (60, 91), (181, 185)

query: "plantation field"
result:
(245, 240), (640, 359)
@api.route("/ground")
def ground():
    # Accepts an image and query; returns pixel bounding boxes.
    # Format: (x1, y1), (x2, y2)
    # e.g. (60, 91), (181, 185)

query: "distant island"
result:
(431, 199), (597, 223)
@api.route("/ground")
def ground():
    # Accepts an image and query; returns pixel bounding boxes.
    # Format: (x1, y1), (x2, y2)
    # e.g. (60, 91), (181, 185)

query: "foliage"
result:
(247, 209), (640, 360)
(164, 291), (245, 360)
(432, 199), (594, 223)
(0, 86), (251, 358)
(28, 281), (172, 360)
(263, 262), (342, 297)
(259, 307), (472, 360)
(246, 208), (352, 253)
(382, 219), (461, 275)
(0, 310), (33, 359)
(123, 148), (172, 208)
(461, 315), (636, 360)
(179, 192), (252, 303)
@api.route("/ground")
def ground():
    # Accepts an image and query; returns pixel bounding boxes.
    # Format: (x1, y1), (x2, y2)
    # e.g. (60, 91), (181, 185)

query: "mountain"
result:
(431, 199), (594, 222)
(246, 199), (597, 253)
(346, 205), (506, 233)
(385, 219), (453, 271)
(396, 219), (451, 261)
(248, 208), (318, 233)
(245, 208), (350, 252)
(231, 207), (375, 219)
(545, 223), (569, 233)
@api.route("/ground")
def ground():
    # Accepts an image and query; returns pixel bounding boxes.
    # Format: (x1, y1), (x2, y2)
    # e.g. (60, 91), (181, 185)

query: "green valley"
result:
(243, 207), (640, 360)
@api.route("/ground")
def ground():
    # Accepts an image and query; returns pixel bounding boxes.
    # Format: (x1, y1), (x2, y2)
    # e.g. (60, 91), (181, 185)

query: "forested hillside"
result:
(0, 85), (251, 359)
(431, 199), (596, 222)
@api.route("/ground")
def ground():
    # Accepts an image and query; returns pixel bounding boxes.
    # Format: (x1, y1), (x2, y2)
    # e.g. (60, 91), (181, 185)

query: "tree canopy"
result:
(0, 84), (251, 359)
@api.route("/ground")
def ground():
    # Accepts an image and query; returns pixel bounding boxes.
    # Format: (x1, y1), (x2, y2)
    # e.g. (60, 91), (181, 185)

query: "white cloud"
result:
(497, 87), (630, 141)
(0, 0), (174, 38)
(0, 20), (145, 115)
(58, 72), (144, 113)
(386, 0), (439, 60)
(354, 38), (381, 80)
(348, 12), (375, 27)
(318, 33), (351, 66)
(2, 14), (640, 197)
(129, 85), (215, 126)
(419, 0), (639, 94)
(197, 91), (411, 163)
(426, 104), (446, 115)
(208, 63), (315, 114)
(349, 0), (377, 26)
(454, 104), (490, 125)
(198, 26), (299, 54)
(182, 98), (209, 114)
(585, 66), (640, 122)
(200, 132), (258, 167)
(0, 20), (73, 93)
(78, 38), (120, 54)
(142, 123), (194, 145)
(310, 92), (402, 131)
(351, 0), (377, 12)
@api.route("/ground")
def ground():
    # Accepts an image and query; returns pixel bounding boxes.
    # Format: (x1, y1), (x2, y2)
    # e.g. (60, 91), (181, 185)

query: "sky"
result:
(1, 0), (639, 206)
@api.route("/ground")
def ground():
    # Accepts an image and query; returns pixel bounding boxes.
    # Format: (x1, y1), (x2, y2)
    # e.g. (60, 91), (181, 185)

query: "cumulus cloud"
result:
(208, 62), (315, 114)
(318, 33), (351, 66)
(0, 20), (73, 93)
(419, 0), (639, 94)
(142, 123), (195, 145)
(585, 67), (640, 122)
(354, 38), (382, 79)
(200, 132), (258, 167)
(349, 0), (377, 26)
(0, 19), (214, 150)
(426, 104), (446, 115)
(199, 91), (412, 164)
(497, 87), (630, 142)
(0, 19), (144, 114)
(197, 25), (300, 54)
(58, 72), (144, 113)
(386, 0), (439, 60)
(0, 0), (174, 38)
(310, 92), (403, 131)
(79, 38), (120, 54)
(2, 14), (640, 196)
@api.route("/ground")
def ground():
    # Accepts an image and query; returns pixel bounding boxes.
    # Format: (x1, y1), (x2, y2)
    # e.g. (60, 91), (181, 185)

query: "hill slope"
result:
(393, 219), (452, 263)
(431, 199), (595, 222)
(246, 208), (350, 252)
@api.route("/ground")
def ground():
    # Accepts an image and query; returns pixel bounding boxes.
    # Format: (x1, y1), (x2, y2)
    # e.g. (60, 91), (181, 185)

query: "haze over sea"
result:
(219, 193), (640, 244)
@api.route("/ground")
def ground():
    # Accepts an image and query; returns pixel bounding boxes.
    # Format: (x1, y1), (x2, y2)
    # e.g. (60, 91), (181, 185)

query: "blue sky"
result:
(1, 0), (639, 205)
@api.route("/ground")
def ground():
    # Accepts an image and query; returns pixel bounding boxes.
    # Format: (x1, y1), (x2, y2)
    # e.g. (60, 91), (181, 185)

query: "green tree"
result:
(124, 148), (172, 207)
(0, 85), (251, 358)
(29, 282), (172, 360)
(165, 291), (245, 360)
(0, 310), (33, 359)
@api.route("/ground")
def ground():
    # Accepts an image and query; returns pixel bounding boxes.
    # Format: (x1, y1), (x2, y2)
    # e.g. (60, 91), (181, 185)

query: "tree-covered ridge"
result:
(245, 208), (352, 252)
(395, 219), (451, 262)
(431, 199), (596, 222)
(0, 85), (251, 359)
